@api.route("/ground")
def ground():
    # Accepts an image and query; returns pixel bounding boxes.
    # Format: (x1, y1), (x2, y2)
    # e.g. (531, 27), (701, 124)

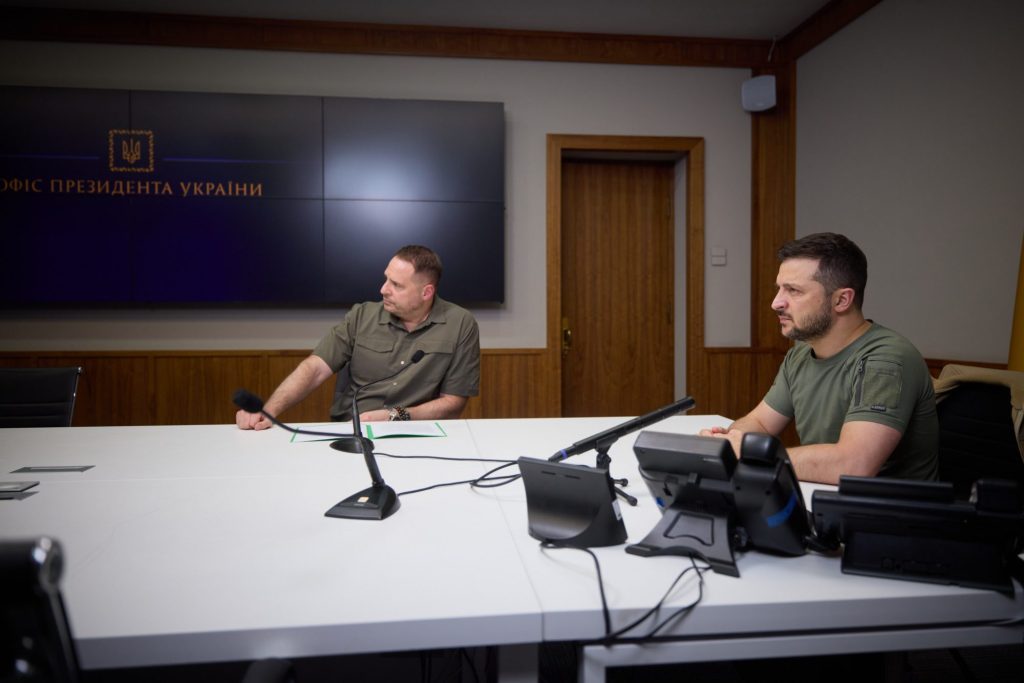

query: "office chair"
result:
(0, 537), (79, 682)
(0, 538), (295, 683)
(935, 367), (1024, 499)
(0, 367), (82, 428)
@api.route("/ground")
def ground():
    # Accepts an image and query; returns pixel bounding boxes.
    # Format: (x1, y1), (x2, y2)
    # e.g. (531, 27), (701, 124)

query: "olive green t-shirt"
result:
(764, 323), (939, 481)
(313, 297), (480, 420)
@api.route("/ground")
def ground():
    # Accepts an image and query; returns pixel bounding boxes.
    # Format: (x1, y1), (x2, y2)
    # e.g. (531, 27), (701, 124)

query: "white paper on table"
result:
(366, 422), (448, 439)
(289, 421), (447, 442)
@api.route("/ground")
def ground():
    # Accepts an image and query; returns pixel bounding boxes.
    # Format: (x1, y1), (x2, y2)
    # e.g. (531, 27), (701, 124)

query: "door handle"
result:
(561, 317), (572, 357)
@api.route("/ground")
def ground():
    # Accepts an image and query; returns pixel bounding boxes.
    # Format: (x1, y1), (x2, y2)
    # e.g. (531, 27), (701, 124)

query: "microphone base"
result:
(325, 484), (401, 520)
(330, 436), (373, 454)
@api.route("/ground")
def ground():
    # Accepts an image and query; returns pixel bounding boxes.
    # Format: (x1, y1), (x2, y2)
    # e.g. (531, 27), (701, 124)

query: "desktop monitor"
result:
(626, 431), (810, 576)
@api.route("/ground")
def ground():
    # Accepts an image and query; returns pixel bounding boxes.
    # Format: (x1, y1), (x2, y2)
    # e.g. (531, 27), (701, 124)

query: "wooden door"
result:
(560, 159), (675, 417)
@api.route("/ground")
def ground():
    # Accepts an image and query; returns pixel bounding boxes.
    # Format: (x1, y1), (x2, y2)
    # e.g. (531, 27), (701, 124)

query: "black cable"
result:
(458, 648), (482, 683)
(376, 453), (522, 497)
(949, 648), (977, 683)
(470, 461), (521, 489)
(606, 557), (708, 641)
(377, 451), (516, 465)
(541, 542), (612, 635)
(644, 558), (709, 638)
(539, 542), (709, 644)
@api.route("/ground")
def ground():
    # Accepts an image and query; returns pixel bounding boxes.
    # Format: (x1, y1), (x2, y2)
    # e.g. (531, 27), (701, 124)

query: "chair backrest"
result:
(0, 537), (79, 683)
(0, 539), (293, 683)
(937, 381), (1024, 499)
(0, 367), (82, 428)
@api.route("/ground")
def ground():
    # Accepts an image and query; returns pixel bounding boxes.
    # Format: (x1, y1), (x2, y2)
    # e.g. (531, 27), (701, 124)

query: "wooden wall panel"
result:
(265, 352), (335, 424)
(152, 353), (261, 425)
(0, 350), (1006, 427)
(703, 348), (786, 421)
(70, 355), (149, 427)
(463, 350), (559, 419)
(32, 354), (151, 427)
(0, 349), (561, 426)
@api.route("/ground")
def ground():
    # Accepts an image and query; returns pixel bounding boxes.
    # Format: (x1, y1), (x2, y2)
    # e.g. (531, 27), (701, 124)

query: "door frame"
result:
(546, 134), (706, 415)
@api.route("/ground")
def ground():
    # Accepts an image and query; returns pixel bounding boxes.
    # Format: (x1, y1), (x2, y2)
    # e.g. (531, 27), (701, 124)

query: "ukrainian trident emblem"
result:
(109, 129), (154, 172)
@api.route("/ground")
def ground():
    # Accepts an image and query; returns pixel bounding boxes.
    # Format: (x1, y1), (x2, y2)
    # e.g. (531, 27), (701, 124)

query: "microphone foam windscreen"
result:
(232, 389), (265, 413)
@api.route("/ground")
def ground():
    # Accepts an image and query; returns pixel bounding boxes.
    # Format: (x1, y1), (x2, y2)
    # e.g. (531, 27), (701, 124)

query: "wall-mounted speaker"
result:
(741, 75), (776, 112)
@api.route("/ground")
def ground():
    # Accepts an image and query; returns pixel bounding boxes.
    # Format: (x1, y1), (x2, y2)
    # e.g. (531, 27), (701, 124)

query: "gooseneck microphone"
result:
(548, 396), (696, 463)
(232, 349), (425, 521)
(323, 349), (426, 521)
(545, 396), (696, 508)
(346, 349), (426, 454)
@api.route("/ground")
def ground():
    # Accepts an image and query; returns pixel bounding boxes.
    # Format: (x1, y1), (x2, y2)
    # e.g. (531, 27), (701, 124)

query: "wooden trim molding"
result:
(778, 0), (885, 61)
(750, 60), (797, 350)
(0, 2), (885, 69)
(0, 6), (776, 68)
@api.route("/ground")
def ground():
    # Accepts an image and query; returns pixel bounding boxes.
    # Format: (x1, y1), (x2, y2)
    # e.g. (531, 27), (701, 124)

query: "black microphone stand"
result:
(324, 384), (400, 520)
(324, 351), (424, 520)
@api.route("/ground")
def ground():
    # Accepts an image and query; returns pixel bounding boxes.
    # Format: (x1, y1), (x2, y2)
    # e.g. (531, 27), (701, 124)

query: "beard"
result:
(784, 301), (835, 342)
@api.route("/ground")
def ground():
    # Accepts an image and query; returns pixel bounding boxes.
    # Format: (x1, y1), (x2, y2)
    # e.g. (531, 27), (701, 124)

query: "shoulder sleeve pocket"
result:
(858, 358), (903, 413)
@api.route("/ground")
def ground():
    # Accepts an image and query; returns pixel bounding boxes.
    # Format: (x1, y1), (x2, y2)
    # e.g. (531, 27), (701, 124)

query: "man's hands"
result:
(234, 355), (334, 432)
(236, 409), (274, 430)
(699, 412), (902, 485)
(698, 425), (745, 458)
(359, 394), (468, 423)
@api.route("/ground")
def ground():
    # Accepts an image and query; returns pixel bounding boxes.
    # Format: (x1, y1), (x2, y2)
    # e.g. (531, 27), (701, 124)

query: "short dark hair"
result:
(777, 232), (867, 309)
(394, 245), (443, 285)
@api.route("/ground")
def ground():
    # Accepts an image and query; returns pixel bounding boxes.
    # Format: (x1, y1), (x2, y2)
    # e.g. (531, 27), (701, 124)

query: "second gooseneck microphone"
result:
(324, 349), (426, 520)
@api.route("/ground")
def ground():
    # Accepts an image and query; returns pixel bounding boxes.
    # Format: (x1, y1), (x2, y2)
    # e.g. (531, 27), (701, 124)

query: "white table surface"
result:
(0, 421), (539, 669)
(3, 416), (1022, 676)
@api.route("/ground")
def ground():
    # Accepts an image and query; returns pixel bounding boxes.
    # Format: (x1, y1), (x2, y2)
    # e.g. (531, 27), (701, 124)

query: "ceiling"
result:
(6, 0), (835, 40)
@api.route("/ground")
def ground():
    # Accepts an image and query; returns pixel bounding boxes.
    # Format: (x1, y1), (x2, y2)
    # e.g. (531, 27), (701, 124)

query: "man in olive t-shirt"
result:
(700, 233), (938, 485)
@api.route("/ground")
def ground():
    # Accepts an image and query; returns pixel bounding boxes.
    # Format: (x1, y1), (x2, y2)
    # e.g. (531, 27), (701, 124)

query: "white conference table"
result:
(0, 420), (539, 673)
(466, 416), (1024, 681)
(2, 416), (1022, 683)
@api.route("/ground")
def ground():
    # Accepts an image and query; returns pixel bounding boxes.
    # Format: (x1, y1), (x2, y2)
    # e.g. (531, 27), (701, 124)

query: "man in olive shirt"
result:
(700, 233), (938, 485)
(236, 245), (480, 429)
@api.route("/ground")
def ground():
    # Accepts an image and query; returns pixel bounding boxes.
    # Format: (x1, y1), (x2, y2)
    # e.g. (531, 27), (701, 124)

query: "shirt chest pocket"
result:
(350, 337), (396, 383)
(417, 340), (455, 358)
(353, 337), (395, 355)
(413, 340), (455, 383)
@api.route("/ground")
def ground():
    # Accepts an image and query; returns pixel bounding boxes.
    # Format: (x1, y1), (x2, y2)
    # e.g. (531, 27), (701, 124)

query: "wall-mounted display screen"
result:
(0, 86), (505, 307)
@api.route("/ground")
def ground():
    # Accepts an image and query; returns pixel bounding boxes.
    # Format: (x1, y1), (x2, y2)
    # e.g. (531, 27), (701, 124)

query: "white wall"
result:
(796, 0), (1024, 363)
(0, 41), (753, 353)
